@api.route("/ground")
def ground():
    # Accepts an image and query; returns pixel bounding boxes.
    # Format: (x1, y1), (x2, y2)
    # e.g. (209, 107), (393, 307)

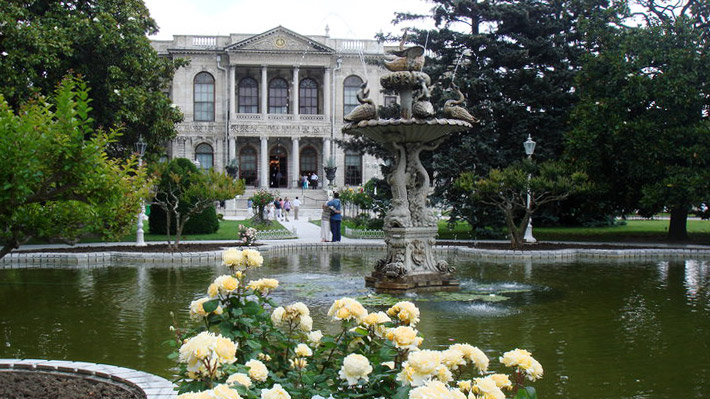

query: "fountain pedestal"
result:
(342, 47), (475, 292)
(365, 226), (459, 293)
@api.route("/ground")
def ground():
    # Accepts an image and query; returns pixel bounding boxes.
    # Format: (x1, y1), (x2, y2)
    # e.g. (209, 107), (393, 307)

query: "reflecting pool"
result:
(1, 251), (709, 399)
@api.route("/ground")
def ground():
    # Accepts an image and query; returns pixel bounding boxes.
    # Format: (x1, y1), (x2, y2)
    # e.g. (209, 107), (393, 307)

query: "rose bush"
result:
(170, 248), (543, 399)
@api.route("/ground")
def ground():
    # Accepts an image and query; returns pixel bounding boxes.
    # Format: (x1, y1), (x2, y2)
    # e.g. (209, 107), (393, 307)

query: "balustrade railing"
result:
(344, 226), (385, 239)
(192, 36), (217, 47)
(256, 229), (296, 240)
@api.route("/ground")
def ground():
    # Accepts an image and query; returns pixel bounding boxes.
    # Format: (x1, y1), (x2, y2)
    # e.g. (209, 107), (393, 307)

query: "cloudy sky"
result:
(143, 0), (436, 40)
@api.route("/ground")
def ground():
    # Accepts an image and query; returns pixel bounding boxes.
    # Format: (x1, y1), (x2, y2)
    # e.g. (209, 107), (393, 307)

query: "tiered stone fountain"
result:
(342, 43), (477, 292)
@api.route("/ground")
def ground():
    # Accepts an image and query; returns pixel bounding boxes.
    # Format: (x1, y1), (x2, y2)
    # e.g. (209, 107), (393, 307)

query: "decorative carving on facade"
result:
(177, 124), (220, 134)
(231, 124), (329, 136)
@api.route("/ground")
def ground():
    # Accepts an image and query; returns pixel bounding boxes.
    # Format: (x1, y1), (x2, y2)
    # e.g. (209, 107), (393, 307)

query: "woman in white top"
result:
(320, 204), (331, 242)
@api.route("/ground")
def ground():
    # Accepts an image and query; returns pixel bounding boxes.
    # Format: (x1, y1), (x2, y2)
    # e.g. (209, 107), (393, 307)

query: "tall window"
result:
(299, 78), (318, 114)
(345, 152), (362, 186)
(194, 72), (215, 121)
(343, 75), (363, 115)
(239, 146), (257, 186)
(238, 77), (259, 113)
(300, 146), (317, 175)
(195, 143), (214, 170)
(269, 78), (289, 114)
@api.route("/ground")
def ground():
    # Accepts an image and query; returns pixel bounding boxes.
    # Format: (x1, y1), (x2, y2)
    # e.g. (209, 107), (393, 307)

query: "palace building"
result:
(151, 26), (390, 190)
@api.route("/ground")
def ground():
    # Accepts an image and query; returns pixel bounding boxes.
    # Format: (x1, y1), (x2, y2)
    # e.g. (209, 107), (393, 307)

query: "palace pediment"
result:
(225, 26), (334, 54)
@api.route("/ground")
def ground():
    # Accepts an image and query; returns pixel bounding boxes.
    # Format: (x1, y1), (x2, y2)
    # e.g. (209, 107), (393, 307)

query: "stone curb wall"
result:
(2, 242), (710, 268)
(0, 359), (176, 399)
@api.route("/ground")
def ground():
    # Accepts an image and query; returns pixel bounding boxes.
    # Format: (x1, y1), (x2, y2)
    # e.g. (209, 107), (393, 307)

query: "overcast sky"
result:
(144, 0), (436, 41)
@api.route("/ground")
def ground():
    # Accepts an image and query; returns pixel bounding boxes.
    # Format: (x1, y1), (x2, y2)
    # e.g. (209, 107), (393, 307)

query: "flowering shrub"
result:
(238, 224), (258, 246)
(170, 248), (543, 399)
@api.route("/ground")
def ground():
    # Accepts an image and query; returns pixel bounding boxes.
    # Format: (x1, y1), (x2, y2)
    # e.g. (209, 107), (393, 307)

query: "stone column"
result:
(260, 136), (269, 188)
(323, 137), (331, 168)
(293, 66), (300, 121)
(229, 136), (236, 161)
(323, 67), (331, 120)
(291, 137), (300, 188)
(261, 65), (268, 121)
(229, 65), (236, 120)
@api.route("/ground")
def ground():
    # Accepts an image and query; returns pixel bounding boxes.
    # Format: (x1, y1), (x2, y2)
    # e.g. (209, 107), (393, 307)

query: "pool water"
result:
(1, 251), (708, 399)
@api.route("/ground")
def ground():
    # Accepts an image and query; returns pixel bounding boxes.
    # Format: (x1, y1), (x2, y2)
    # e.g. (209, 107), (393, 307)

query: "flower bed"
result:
(168, 248), (543, 399)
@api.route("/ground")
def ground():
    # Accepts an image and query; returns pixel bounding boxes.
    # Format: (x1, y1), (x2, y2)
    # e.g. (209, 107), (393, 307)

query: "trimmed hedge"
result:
(149, 203), (220, 235)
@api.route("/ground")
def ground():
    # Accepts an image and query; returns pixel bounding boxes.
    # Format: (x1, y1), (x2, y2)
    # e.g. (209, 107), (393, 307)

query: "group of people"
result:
(321, 192), (342, 242)
(259, 196), (301, 221)
(300, 172), (319, 190)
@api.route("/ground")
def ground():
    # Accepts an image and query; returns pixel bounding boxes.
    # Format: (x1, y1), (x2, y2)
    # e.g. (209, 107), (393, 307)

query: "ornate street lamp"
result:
(523, 134), (537, 243)
(135, 135), (148, 247)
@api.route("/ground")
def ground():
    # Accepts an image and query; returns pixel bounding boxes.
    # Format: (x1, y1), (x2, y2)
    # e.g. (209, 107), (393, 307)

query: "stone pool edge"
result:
(0, 358), (175, 399)
(2, 242), (710, 268)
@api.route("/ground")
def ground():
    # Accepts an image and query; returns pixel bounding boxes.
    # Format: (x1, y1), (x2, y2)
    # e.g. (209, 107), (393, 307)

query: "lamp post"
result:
(135, 135), (147, 246)
(523, 134), (537, 243)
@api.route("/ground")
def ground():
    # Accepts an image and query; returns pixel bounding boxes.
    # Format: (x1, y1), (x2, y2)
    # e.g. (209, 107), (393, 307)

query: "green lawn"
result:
(437, 219), (710, 244)
(122, 219), (287, 242)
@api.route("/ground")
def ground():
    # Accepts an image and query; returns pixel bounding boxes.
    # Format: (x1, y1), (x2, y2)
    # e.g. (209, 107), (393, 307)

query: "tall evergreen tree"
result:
(384, 0), (622, 233)
(567, 0), (710, 240)
(0, 0), (185, 156)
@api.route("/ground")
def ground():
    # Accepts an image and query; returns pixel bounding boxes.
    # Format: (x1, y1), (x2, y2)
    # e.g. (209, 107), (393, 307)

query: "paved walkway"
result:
(15, 217), (375, 251)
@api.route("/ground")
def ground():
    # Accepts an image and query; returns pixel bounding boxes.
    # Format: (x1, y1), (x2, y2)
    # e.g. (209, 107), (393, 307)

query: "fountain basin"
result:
(343, 118), (471, 144)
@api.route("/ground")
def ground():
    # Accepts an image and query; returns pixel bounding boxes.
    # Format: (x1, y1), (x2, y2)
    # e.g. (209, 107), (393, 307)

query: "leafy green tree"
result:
(151, 159), (244, 249)
(372, 0), (623, 230)
(0, 0), (185, 156)
(0, 77), (148, 259)
(457, 160), (588, 248)
(249, 189), (275, 225)
(567, 0), (710, 240)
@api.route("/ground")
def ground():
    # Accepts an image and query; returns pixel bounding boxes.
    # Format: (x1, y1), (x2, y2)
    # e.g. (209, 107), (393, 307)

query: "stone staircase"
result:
(221, 188), (330, 220)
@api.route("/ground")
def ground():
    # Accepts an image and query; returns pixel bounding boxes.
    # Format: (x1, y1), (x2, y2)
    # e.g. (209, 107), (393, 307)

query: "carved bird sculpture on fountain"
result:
(444, 84), (479, 124)
(412, 76), (435, 119)
(384, 30), (425, 72)
(344, 82), (377, 123)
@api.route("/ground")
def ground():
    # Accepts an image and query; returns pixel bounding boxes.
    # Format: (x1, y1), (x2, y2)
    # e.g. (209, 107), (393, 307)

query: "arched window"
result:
(300, 146), (317, 175)
(299, 78), (318, 114)
(343, 75), (363, 115)
(238, 77), (259, 113)
(239, 146), (257, 186)
(269, 78), (289, 114)
(345, 151), (362, 186)
(195, 143), (214, 170)
(194, 72), (215, 121)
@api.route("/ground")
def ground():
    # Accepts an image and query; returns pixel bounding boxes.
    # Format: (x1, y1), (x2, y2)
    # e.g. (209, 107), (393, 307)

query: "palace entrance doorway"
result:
(269, 144), (288, 188)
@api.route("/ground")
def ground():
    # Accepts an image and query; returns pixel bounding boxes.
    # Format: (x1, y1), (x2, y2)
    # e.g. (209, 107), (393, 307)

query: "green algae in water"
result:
(357, 291), (510, 307)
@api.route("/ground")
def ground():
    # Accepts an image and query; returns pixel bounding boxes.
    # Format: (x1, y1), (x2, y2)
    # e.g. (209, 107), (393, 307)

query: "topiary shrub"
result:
(149, 204), (220, 235)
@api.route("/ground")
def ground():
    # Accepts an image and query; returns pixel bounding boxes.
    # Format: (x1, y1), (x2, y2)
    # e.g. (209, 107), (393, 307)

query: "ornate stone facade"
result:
(151, 26), (388, 189)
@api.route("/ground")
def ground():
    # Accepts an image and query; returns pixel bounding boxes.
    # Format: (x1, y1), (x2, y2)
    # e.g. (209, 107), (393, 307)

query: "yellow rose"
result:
(298, 315), (313, 332)
(222, 248), (245, 268)
(289, 357), (308, 370)
(489, 374), (512, 390)
(294, 343), (312, 357)
(257, 353), (272, 362)
(339, 353), (373, 386)
(226, 372), (252, 388)
(307, 330), (323, 345)
(499, 348), (543, 381)
(327, 297), (368, 323)
(458, 379), (472, 394)
(260, 384), (290, 399)
(212, 384), (242, 399)
(473, 376), (505, 399)
(386, 301), (420, 326)
(245, 359), (269, 382)
(242, 249), (263, 268)
(271, 307), (285, 326)
(189, 297), (223, 320)
(440, 348), (466, 371)
(386, 326), (422, 350)
(451, 343), (489, 374)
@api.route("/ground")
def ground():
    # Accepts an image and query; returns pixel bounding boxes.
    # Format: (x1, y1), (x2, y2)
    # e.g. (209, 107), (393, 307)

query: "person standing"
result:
(292, 196), (301, 220)
(326, 192), (342, 242)
(320, 204), (331, 242)
(310, 172), (319, 190)
(274, 198), (282, 221)
(283, 197), (291, 221)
